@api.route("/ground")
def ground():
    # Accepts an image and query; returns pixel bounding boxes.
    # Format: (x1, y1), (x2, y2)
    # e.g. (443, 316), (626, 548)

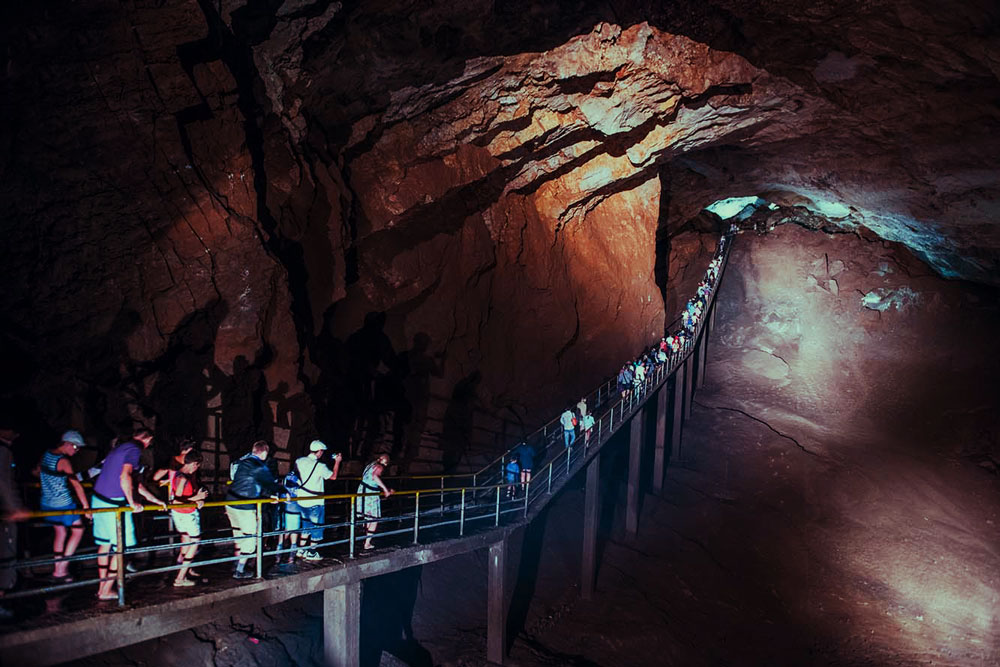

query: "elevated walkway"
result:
(0, 235), (733, 667)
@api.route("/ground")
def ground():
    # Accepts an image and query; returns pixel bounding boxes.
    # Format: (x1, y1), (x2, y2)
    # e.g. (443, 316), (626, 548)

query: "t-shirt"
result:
(582, 414), (595, 431)
(293, 456), (333, 508)
(513, 444), (534, 470)
(94, 441), (142, 499)
(170, 473), (196, 514)
(560, 410), (575, 430)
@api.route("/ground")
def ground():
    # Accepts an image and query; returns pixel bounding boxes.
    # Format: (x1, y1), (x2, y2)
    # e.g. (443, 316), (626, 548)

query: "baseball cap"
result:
(309, 440), (328, 453)
(62, 430), (85, 448)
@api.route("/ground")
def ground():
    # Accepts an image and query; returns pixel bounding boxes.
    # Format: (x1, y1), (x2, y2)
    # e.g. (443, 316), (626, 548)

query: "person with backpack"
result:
(287, 440), (341, 562)
(225, 440), (279, 579)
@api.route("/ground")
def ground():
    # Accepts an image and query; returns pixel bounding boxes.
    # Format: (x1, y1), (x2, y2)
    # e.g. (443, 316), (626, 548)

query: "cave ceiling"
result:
(0, 0), (997, 426)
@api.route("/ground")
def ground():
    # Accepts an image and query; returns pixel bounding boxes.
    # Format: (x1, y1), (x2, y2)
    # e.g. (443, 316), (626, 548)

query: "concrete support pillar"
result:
(698, 330), (708, 388)
(652, 385), (668, 495)
(581, 454), (601, 600)
(324, 581), (361, 667)
(683, 355), (693, 420)
(670, 364), (684, 462)
(487, 539), (507, 664)
(710, 298), (718, 331)
(626, 407), (644, 537)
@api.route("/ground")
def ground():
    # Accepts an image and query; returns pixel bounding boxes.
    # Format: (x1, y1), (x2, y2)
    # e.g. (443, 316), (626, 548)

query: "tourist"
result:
(512, 441), (534, 488)
(560, 406), (576, 448)
(167, 450), (207, 587)
(618, 362), (633, 399)
(357, 454), (393, 551)
(152, 438), (196, 485)
(582, 412), (595, 445)
(633, 359), (646, 395)
(504, 457), (520, 499)
(93, 429), (167, 601)
(39, 430), (91, 580)
(0, 421), (29, 620)
(290, 440), (341, 562)
(225, 440), (279, 579)
(576, 397), (588, 420)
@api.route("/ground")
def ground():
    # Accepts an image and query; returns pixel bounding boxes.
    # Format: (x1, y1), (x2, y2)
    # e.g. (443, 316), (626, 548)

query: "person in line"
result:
(581, 412), (596, 445)
(93, 429), (167, 601)
(560, 406), (576, 449)
(167, 450), (207, 587)
(513, 441), (534, 490)
(0, 421), (29, 620)
(357, 454), (393, 551)
(38, 430), (91, 580)
(225, 440), (279, 579)
(152, 438), (196, 485)
(290, 440), (342, 562)
(504, 457), (520, 499)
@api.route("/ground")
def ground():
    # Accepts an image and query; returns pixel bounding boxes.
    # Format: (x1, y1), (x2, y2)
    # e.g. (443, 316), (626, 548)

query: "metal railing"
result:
(5, 234), (731, 609)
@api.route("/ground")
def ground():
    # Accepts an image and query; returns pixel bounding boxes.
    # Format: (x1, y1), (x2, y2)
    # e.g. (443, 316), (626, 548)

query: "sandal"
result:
(97, 592), (118, 601)
(172, 578), (195, 587)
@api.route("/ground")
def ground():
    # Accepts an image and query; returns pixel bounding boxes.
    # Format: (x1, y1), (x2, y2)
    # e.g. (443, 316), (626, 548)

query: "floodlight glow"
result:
(706, 196), (763, 220)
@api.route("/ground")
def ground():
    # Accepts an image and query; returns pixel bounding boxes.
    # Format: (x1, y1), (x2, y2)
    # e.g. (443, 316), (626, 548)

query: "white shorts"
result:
(171, 510), (201, 537)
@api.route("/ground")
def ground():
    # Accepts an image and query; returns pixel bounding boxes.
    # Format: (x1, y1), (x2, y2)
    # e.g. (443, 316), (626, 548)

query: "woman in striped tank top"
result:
(39, 430), (91, 580)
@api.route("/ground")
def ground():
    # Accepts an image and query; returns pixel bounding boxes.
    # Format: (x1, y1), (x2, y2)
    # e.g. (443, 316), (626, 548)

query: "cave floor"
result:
(474, 367), (1000, 667)
(64, 346), (1000, 667)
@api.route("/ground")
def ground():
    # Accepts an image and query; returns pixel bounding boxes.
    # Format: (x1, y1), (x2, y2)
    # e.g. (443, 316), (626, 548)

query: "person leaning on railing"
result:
(37, 430), (92, 581)
(93, 429), (167, 602)
(225, 440), (279, 579)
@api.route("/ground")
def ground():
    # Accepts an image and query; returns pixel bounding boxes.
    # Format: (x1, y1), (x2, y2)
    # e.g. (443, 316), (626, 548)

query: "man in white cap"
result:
(290, 440), (341, 562)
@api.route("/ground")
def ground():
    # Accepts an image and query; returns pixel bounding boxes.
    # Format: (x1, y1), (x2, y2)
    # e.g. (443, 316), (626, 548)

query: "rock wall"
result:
(1, 0), (998, 472)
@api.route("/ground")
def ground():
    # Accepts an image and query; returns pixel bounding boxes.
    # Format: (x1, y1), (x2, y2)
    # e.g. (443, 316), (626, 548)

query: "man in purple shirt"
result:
(93, 429), (166, 601)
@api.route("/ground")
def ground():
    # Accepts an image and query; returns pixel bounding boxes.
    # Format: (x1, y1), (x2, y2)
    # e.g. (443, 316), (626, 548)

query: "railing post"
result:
(255, 502), (264, 579)
(413, 492), (420, 544)
(523, 479), (530, 517)
(494, 486), (501, 526)
(439, 476), (445, 513)
(460, 488), (466, 536)
(547, 461), (553, 494)
(116, 509), (126, 607)
(349, 496), (356, 559)
(566, 445), (572, 474)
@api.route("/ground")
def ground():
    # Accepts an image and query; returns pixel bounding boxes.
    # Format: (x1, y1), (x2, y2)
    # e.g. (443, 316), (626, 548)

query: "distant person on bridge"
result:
(289, 440), (342, 562)
(560, 406), (577, 449)
(38, 430), (91, 581)
(357, 454), (393, 551)
(167, 449), (207, 587)
(512, 441), (534, 488)
(226, 440), (279, 579)
(93, 429), (167, 601)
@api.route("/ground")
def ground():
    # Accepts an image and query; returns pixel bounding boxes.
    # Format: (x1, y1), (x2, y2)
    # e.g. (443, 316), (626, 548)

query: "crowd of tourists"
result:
(616, 235), (727, 404)
(0, 233), (729, 615)
(0, 424), (395, 611)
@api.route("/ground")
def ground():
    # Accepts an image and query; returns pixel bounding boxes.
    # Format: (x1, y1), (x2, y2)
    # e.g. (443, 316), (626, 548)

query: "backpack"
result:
(281, 458), (320, 496)
(230, 452), (253, 480)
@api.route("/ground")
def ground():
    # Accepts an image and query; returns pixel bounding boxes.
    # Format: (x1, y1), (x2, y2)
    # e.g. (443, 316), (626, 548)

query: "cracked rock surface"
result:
(2, 1), (999, 468)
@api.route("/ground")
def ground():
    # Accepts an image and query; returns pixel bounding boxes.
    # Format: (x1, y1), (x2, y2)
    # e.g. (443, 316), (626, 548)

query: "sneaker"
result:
(172, 578), (196, 587)
(295, 549), (305, 558)
(125, 562), (139, 573)
(301, 549), (322, 562)
(232, 569), (254, 579)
